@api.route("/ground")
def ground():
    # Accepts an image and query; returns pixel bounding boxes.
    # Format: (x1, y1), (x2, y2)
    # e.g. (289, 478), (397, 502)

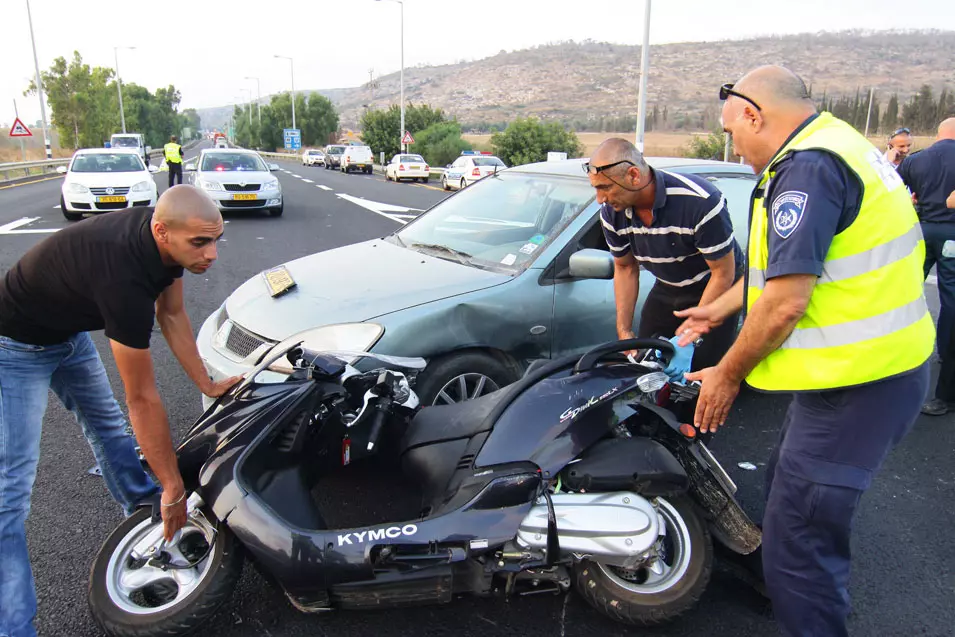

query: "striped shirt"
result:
(600, 169), (742, 287)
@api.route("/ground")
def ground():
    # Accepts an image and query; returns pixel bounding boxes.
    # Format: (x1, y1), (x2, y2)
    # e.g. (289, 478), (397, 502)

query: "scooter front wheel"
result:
(88, 506), (243, 637)
(574, 496), (712, 626)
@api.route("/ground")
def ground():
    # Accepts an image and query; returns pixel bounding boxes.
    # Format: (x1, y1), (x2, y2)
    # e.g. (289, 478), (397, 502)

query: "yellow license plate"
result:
(97, 196), (126, 203)
(232, 194), (257, 200)
(410, 166), (421, 170)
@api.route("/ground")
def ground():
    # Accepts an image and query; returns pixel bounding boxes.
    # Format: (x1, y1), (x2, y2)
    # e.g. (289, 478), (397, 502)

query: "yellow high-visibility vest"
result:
(746, 112), (933, 391)
(164, 143), (183, 164)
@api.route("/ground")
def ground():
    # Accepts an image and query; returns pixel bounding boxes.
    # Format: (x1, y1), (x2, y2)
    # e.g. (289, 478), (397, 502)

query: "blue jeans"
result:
(0, 333), (158, 637)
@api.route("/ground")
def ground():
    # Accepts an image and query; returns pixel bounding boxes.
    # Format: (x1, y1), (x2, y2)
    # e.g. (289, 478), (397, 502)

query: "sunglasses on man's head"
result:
(582, 159), (636, 175)
(890, 127), (912, 137)
(719, 83), (762, 112)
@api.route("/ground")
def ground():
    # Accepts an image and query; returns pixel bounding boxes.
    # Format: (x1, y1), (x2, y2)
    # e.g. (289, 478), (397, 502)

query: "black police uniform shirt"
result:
(600, 168), (743, 288)
(0, 208), (183, 349)
(898, 139), (955, 223)
(762, 116), (864, 281)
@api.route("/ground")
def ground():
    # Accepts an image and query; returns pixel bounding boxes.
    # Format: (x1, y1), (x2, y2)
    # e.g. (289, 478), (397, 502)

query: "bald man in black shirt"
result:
(0, 185), (239, 636)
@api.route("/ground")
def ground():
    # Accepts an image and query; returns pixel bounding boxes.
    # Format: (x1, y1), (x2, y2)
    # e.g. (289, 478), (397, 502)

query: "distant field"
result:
(0, 147), (72, 163)
(464, 131), (937, 159)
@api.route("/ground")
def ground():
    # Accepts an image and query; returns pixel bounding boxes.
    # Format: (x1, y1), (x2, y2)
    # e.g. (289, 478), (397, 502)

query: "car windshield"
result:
(399, 155), (425, 163)
(308, 151), (323, 156)
(395, 173), (595, 273)
(71, 153), (144, 173)
(110, 137), (140, 148)
(200, 153), (268, 172)
(473, 157), (505, 167)
(327, 147), (345, 155)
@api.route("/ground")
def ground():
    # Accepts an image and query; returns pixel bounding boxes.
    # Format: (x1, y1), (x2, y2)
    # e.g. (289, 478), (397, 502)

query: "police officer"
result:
(164, 134), (185, 188)
(898, 118), (955, 414)
(675, 66), (932, 637)
(883, 126), (913, 168)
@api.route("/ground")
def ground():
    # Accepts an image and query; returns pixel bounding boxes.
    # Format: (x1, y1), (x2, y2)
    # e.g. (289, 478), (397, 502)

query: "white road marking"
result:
(53, 205), (60, 209)
(335, 193), (423, 225)
(301, 178), (314, 183)
(291, 174), (302, 178)
(0, 216), (58, 235)
(316, 185), (333, 191)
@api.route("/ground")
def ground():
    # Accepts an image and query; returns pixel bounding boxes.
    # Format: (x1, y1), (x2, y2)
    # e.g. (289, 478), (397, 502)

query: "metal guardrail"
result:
(0, 139), (202, 184)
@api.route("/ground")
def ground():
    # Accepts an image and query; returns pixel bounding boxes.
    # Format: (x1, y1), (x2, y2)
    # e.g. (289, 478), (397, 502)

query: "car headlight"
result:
(66, 182), (89, 194)
(267, 323), (384, 372)
(130, 180), (152, 192)
(264, 178), (279, 190)
(199, 180), (223, 191)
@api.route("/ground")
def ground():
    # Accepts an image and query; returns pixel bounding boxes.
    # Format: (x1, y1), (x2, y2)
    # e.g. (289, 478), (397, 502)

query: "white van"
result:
(110, 133), (150, 165)
(340, 145), (373, 174)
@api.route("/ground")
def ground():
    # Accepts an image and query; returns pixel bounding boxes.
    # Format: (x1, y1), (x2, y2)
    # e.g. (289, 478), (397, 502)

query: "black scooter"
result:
(88, 338), (761, 637)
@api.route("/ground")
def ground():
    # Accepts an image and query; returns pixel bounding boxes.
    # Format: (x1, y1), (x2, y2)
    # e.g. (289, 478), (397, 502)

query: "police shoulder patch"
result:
(771, 190), (808, 239)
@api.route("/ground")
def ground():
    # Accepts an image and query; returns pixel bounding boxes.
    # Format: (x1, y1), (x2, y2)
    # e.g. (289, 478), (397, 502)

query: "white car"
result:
(341, 145), (374, 174)
(441, 151), (507, 191)
(302, 149), (326, 167)
(59, 148), (159, 221)
(385, 153), (430, 183)
(186, 148), (283, 217)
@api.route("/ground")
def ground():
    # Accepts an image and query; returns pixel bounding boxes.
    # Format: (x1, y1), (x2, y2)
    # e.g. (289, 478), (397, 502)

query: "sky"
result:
(1, 0), (951, 130)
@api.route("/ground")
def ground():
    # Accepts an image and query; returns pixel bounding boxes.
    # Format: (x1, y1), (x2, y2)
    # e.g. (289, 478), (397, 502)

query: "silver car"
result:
(187, 148), (283, 217)
(197, 157), (755, 407)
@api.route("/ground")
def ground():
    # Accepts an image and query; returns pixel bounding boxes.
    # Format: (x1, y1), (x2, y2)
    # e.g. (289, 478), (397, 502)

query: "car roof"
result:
(201, 148), (259, 155)
(508, 156), (755, 178)
(74, 148), (142, 155)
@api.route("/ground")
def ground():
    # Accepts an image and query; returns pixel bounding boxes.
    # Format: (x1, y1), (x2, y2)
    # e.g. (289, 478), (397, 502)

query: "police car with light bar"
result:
(441, 150), (507, 191)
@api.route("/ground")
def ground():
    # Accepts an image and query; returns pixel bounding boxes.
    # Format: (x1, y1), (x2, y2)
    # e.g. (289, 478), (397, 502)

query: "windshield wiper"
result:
(409, 242), (472, 265)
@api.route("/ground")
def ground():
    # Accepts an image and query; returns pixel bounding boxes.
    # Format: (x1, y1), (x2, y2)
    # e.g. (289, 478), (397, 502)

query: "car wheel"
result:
(268, 204), (284, 217)
(460, 178), (467, 189)
(441, 176), (450, 191)
(61, 196), (83, 221)
(414, 352), (519, 407)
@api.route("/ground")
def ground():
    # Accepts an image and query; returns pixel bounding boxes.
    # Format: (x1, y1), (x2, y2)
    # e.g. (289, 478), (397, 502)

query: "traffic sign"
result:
(9, 118), (32, 137)
(283, 128), (301, 151)
(401, 131), (415, 145)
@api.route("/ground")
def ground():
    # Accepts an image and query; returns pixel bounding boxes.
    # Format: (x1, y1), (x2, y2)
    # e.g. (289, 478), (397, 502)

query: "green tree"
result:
(413, 121), (472, 167)
(301, 92), (339, 146)
(683, 129), (727, 161)
(360, 104), (447, 158)
(882, 93), (900, 132)
(181, 108), (202, 140)
(490, 117), (582, 166)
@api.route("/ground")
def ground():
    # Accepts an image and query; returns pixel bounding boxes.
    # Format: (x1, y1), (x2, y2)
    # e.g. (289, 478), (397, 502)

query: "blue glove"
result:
(661, 335), (695, 383)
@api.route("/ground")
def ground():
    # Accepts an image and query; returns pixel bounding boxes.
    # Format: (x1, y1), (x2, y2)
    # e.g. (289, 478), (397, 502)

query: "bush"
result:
(683, 130), (728, 161)
(413, 122), (472, 167)
(490, 117), (583, 166)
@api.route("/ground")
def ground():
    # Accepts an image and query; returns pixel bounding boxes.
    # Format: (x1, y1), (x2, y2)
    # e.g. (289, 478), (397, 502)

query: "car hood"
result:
(226, 239), (511, 340)
(197, 170), (273, 184)
(64, 171), (151, 187)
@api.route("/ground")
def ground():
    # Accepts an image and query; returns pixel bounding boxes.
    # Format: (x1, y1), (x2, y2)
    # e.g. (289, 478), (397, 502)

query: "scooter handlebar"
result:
(365, 399), (392, 452)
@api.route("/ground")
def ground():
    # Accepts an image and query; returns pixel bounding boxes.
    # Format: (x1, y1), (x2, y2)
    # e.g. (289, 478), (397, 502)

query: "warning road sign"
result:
(401, 131), (415, 145)
(9, 118), (32, 137)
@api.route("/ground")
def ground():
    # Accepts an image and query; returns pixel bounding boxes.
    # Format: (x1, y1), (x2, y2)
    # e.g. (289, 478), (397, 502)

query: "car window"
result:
(396, 173), (595, 273)
(707, 175), (757, 244)
(71, 153), (145, 173)
(110, 137), (140, 148)
(473, 157), (506, 167)
(200, 153), (267, 172)
(401, 155), (424, 163)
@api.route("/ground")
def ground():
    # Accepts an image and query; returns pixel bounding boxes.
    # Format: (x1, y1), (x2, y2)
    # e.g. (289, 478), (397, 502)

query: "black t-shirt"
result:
(898, 139), (955, 224)
(0, 208), (183, 348)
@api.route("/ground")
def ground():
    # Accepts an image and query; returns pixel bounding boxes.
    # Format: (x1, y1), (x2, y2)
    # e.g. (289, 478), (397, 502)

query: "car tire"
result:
(460, 178), (467, 190)
(442, 176), (450, 191)
(414, 351), (519, 407)
(61, 196), (83, 221)
(421, 177), (429, 184)
(268, 203), (284, 217)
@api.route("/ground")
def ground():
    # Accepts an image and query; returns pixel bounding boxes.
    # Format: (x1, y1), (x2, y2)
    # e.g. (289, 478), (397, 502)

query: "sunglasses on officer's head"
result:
(890, 127), (911, 137)
(582, 159), (636, 175)
(719, 83), (762, 112)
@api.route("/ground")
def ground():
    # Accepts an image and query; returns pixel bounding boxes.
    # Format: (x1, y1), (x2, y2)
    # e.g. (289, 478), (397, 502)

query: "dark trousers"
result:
(637, 279), (740, 371)
(168, 161), (183, 188)
(761, 364), (928, 637)
(922, 222), (955, 400)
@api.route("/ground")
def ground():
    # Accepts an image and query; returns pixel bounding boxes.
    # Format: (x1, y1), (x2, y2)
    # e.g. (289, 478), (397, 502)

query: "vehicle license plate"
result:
(96, 196), (126, 203)
(233, 194), (257, 200)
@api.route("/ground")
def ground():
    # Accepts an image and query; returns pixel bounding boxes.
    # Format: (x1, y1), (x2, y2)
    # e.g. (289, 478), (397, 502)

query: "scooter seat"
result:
(402, 390), (508, 450)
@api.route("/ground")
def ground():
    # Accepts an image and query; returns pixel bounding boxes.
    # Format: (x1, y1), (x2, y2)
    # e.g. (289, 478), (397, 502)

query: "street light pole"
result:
(25, 0), (52, 158)
(274, 55), (296, 130)
(113, 46), (135, 134)
(241, 89), (253, 126)
(376, 0), (404, 152)
(245, 76), (261, 126)
(634, 0), (651, 152)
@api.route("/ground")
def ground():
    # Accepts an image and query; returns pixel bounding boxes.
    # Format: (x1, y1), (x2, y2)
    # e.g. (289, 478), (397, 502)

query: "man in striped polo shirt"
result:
(588, 138), (743, 370)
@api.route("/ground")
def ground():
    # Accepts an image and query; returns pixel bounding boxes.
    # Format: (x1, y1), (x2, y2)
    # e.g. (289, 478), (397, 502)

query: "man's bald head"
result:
(939, 118), (955, 141)
(154, 184), (221, 228)
(591, 137), (649, 173)
(734, 65), (815, 115)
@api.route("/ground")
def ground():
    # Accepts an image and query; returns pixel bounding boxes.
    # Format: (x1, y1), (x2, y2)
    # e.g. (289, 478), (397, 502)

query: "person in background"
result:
(899, 118), (955, 414)
(883, 126), (913, 168)
(164, 135), (185, 188)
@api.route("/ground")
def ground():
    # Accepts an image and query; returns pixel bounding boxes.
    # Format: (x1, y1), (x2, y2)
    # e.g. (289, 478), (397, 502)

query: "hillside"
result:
(196, 30), (955, 132)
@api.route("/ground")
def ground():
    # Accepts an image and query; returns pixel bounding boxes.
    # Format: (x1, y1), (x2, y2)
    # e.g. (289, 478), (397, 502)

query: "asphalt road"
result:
(0, 142), (952, 637)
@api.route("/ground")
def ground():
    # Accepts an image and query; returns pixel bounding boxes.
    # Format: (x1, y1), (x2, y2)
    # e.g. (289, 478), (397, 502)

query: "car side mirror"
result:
(148, 165), (160, 174)
(445, 164), (451, 169)
(55, 165), (67, 174)
(184, 163), (196, 172)
(568, 249), (614, 280)
(270, 163), (280, 171)
(145, 146), (152, 153)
